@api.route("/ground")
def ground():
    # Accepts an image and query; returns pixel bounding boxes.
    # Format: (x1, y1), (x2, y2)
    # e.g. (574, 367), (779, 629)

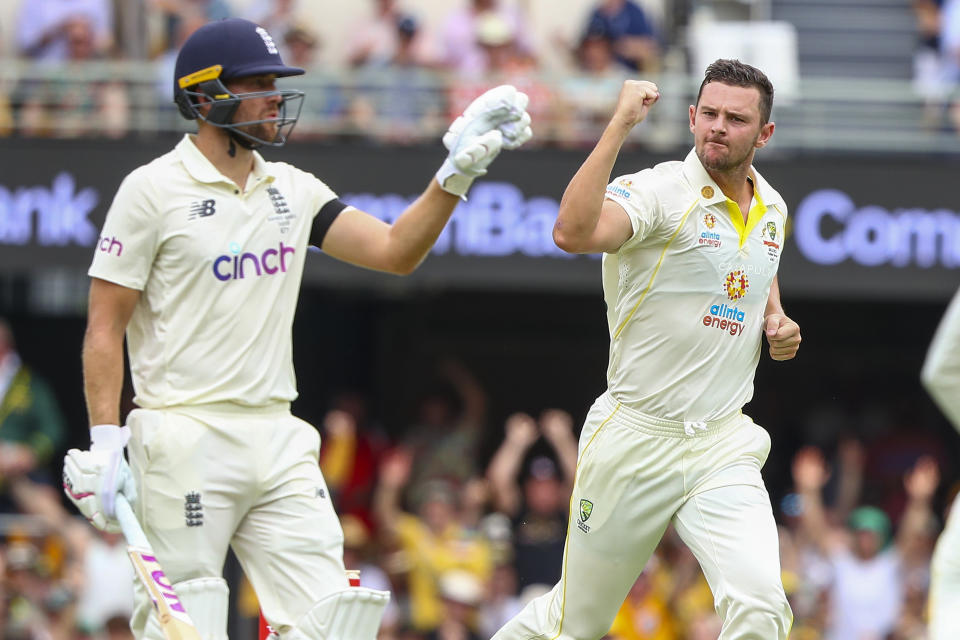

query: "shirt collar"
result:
(681, 147), (785, 210)
(175, 134), (276, 186)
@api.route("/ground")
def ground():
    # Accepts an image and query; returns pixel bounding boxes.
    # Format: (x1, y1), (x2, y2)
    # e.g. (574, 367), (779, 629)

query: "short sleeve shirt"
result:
(602, 149), (788, 421)
(88, 135), (338, 408)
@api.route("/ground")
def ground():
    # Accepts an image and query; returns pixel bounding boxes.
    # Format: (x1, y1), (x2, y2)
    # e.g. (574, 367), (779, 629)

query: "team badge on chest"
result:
(266, 186), (296, 233)
(698, 212), (722, 249)
(761, 220), (781, 262)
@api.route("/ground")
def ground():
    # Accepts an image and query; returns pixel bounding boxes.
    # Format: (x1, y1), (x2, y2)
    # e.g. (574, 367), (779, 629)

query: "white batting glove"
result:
(436, 85), (534, 198)
(62, 424), (136, 533)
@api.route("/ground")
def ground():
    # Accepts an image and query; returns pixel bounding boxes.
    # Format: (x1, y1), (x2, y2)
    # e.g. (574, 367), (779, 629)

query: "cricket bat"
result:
(115, 495), (203, 640)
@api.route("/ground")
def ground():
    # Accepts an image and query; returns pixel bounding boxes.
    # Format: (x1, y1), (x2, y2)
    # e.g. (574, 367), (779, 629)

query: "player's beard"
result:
(697, 136), (757, 173)
(237, 120), (278, 144)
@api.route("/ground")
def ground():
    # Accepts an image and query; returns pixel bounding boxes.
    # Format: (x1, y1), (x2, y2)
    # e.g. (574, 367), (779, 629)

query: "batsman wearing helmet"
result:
(61, 17), (532, 640)
(922, 287), (960, 640)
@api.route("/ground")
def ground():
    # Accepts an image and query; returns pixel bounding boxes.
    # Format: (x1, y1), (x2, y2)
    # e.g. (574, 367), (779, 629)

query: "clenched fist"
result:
(613, 80), (660, 129)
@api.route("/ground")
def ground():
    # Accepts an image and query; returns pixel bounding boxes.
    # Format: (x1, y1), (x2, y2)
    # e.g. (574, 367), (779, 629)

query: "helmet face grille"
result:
(177, 81), (305, 147)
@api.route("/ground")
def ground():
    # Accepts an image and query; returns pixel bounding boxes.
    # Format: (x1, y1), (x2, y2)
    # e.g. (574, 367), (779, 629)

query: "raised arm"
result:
(792, 446), (845, 556)
(896, 456), (939, 561)
(539, 409), (578, 493)
(486, 413), (539, 516)
(553, 80), (659, 255)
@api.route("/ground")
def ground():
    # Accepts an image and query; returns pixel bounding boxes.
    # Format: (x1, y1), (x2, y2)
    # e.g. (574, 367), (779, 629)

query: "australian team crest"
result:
(762, 221), (781, 262)
(577, 499), (594, 532)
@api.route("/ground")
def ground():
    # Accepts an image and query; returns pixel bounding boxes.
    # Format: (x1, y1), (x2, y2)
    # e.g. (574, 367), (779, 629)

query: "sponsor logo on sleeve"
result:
(97, 235), (123, 257)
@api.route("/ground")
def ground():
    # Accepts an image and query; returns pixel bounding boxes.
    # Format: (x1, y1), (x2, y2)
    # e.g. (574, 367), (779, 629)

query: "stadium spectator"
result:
(583, 0), (659, 71)
(318, 392), (389, 528)
(446, 13), (553, 141)
(0, 320), (65, 485)
(147, 0), (231, 57)
(347, 0), (435, 69)
(607, 556), (678, 640)
(792, 446), (940, 640)
(486, 410), (576, 591)
(401, 359), (488, 491)
(438, 0), (534, 76)
(374, 449), (493, 633)
(555, 17), (630, 147)
(282, 23), (321, 69)
(248, 0), (302, 44)
(15, 14), (129, 139)
(16, 0), (113, 61)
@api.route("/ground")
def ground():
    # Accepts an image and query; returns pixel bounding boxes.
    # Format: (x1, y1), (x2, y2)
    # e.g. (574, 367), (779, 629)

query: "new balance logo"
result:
(189, 199), (216, 220)
(185, 491), (203, 527)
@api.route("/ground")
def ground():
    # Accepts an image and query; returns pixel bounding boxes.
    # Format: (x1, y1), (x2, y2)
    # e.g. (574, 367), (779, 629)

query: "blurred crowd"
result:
(0, 315), (957, 640)
(0, 0), (663, 145)
(3, 0), (960, 144)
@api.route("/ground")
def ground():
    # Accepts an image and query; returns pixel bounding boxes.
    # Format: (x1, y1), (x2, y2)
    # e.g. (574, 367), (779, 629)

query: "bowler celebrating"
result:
(492, 59), (800, 640)
(61, 17), (531, 640)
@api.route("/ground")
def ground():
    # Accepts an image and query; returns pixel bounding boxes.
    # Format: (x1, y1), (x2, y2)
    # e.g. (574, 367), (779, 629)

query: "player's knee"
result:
(136, 577), (229, 640)
(281, 586), (390, 640)
(720, 589), (792, 640)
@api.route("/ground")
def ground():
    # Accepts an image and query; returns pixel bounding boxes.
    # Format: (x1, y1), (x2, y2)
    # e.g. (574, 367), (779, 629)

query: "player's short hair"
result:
(696, 59), (774, 124)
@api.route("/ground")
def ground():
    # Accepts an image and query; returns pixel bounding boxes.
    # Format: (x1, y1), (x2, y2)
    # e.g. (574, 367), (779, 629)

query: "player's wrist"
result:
(89, 424), (130, 450)
(435, 159), (475, 200)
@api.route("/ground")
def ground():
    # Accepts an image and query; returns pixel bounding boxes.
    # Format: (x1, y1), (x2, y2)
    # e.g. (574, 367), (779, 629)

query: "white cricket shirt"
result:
(602, 149), (788, 421)
(89, 135), (339, 408)
(922, 287), (960, 430)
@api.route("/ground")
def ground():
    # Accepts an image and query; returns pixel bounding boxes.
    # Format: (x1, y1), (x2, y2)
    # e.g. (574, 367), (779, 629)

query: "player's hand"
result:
(764, 313), (801, 361)
(62, 424), (136, 533)
(436, 85), (533, 198)
(612, 80), (659, 129)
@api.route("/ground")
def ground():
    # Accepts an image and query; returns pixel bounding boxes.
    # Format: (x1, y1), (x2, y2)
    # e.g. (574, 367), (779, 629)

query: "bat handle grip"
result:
(115, 494), (151, 549)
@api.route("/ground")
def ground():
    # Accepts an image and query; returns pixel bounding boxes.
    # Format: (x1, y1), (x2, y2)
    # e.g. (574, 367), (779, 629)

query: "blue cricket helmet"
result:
(173, 18), (305, 148)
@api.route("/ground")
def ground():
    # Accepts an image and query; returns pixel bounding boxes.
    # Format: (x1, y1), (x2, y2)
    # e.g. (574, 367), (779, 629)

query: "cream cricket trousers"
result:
(930, 501), (960, 639)
(492, 392), (792, 640)
(125, 403), (348, 638)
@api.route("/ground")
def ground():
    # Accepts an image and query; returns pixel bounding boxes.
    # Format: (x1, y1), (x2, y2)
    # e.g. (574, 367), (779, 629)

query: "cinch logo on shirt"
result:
(702, 303), (746, 336)
(97, 235), (123, 256)
(212, 242), (295, 281)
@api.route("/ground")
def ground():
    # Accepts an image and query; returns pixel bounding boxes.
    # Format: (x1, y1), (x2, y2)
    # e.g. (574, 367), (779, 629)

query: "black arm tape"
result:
(310, 198), (348, 249)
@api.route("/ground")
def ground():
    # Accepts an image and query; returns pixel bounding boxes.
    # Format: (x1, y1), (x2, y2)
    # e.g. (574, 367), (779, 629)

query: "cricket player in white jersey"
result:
(59, 17), (532, 640)
(492, 59), (801, 640)
(921, 287), (960, 640)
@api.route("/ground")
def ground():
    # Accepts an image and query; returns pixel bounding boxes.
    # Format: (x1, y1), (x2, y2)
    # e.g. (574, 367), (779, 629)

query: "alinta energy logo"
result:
(702, 303), (746, 337)
(723, 270), (749, 301)
(606, 179), (632, 200)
